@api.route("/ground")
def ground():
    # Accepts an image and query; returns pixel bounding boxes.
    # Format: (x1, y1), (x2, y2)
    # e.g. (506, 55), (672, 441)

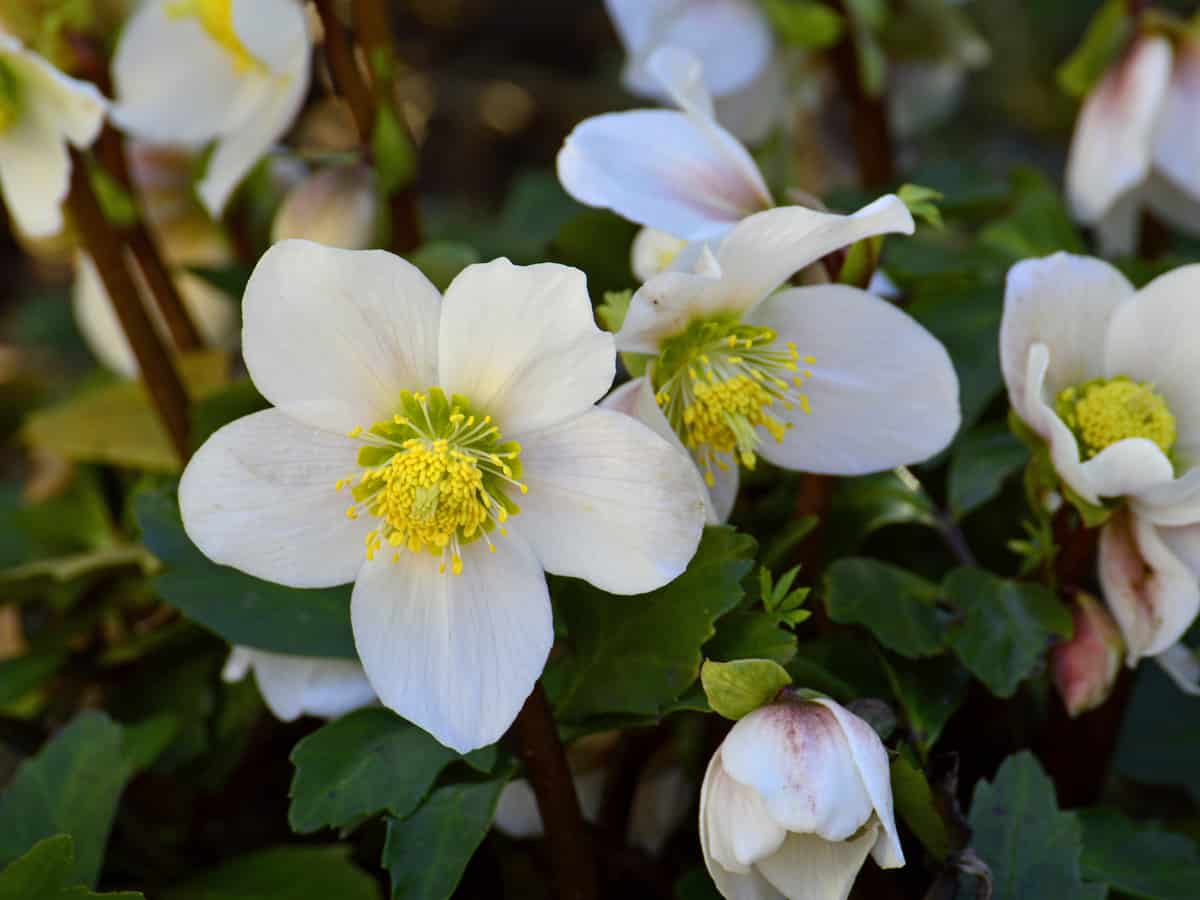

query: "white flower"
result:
(700, 696), (904, 900)
(604, 0), (778, 143)
(1065, 35), (1200, 256)
(271, 163), (378, 250)
(1000, 252), (1200, 689)
(0, 34), (106, 237)
(603, 196), (960, 522)
(179, 240), (708, 752)
(558, 46), (772, 245)
(111, 0), (313, 216)
(223, 646), (377, 721)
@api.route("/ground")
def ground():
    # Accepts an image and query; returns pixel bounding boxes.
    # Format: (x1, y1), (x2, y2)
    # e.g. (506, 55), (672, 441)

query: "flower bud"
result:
(1051, 593), (1124, 717)
(222, 646), (376, 721)
(700, 695), (903, 899)
(271, 164), (378, 250)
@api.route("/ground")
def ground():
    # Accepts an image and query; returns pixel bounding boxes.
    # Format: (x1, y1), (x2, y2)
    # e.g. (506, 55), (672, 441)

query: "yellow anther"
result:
(347, 426), (363, 437)
(1057, 377), (1176, 458)
(346, 506), (359, 520)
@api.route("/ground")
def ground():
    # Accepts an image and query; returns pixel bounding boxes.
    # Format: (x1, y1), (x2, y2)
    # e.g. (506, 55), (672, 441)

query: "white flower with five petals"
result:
(1000, 252), (1200, 691)
(111, 0), (312, 216)
(0, 34), (106, 237)
(700, 696), (904, 900)
(603, 196), (961, 522)
(223, 646), (377, 722)
(179, 240), (708, 752)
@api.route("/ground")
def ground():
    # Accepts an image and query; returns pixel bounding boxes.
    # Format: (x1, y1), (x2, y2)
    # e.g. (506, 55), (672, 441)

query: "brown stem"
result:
(512, 682), (598, 900)
(828, 2), (895, 186)
(313, 0), (375, 141)
(66, 149), (192, 462)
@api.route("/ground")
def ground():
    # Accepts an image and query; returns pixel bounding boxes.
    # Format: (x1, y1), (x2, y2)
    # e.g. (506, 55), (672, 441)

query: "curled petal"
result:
(701, 751), (787, 872)
(1152, 38), (1200, 204)
(756, 827), (879, 900)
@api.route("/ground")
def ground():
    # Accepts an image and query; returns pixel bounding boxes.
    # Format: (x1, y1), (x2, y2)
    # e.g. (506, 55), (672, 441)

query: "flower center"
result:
(652, 316), (814, 485)
(166, 0), (262, 73)
(0, 60), (22, 134)
(1056, 377), (1176, 459)
(338, 388), (525, 575)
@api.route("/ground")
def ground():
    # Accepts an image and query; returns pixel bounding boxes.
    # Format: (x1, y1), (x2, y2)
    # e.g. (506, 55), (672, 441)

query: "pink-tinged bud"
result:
(1052, 593), (1124, 717)
(699, 696), (903, 899)
(271, 164), (378, 250)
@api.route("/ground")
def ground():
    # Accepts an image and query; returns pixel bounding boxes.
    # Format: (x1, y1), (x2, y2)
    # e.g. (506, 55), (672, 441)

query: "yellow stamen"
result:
(1057, 377), (1176, 459)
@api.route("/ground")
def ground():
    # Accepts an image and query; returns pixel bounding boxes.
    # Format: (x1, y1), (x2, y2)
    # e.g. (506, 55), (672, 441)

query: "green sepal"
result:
(701, 658), (792, 720)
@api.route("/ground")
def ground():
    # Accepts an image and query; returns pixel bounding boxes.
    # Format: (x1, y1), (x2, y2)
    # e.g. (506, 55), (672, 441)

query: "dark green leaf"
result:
(407, 242), (481, 293)
(383, 778), (506, 900)
(547, 527), (756, 722)
(1056, 0), (1130, 99)
(1079, 809), (1200, 900)
(880, 654), (969, 755)
(967, 752), (1098, 900)
(0, 650), (67, 707)
(1115, 661), (1200, 804)
(824, 558), (946, 658)
(0, 835), (144, 900)
(674, 868), (722, 900)
(551, 210), (638, 298)
(289, 708), (460, 834)
(704, 610), (798, 666)
(891, 753), (951, 861)
(373, 104), (417, 193)
(944, 568), (1072, 697)
(163, 845), (379, 900)
(948, 424), (1030, 518)
(980, 169), (1086, 261)
(827, 470), (938, 553)
(134, 481), (356, 658)
(761, 0), (844, 48)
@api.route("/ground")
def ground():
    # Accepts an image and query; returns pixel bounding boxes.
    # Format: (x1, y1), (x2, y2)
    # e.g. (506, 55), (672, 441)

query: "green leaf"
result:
(407, 242), (481, 293)
(890, 754), (951, 862)
(1115, 661), (1200, 804)
(89, 166), (138, 228)
(547, 527), (756, 722)
(0, 835), (144, 900)
(967, 752), (1100, 900)
(674, 868), (722, 900)
(701, 659), (792, 720)
(133, 481), (357, 658)
(289, 708), (461, 834)
(382, 778), (506, 900)
(948, 424), (1030, 518)
(373, 104), (417, 194)
(944, 568), (1071, 697)
(1078, 809), (1200, 900)
(827, 469), (938, 553)
(0, 712), (132, 887)
(0, 650), (67, 707)
(879, 654), (968, 756)
(704, 610), (798, 666)
(163, 845), (379, 900)
(1057, 0), (1130, 99)
(761, 0), (844, 49)
(824, 559), (946, 659)
(980, 169), (1086, 261)
(898, 184), (945, 229)
(552, 210), (638, 298)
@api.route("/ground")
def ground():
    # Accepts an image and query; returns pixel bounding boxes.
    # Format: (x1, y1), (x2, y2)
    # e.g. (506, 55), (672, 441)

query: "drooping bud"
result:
(222, 646), (377, 722)
(1051, 593), (1124, 717)
(271, 163), (379, 250)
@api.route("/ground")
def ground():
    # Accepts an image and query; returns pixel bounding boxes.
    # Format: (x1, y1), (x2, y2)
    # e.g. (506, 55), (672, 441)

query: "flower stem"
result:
(512, 681), (598, 900)
(313, 0), (375, 140)
(827, 1), (895, 186)
(66, 148), (192, 463)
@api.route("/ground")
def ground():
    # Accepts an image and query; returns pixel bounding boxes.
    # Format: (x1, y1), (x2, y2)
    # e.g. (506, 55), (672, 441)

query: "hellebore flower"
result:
(1065, 34), (1200, 255)
(271, 163), (379, 250)
(179, 240), (708, 752)
(1001, 252), (1200, 690)
(700, 696), (904, 900)
(603, 196), (960, 522)
(223, 646), (376, 721)
(1051, 593), (1125, 717)
(111, 0), (312, 216)
(0, 34), (106, 236)
(604, 0), (778, 143)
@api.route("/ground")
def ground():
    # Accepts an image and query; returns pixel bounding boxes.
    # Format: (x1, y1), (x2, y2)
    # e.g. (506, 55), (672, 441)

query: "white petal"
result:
(0, 114), (69, 237)
(223, 645), (254, 682)
(437, 259), (614, 434)
(1152, 38), (1200, 202)
(111, 0), (254, 144)
(1156, 642), (1200, 696)
(618, 266), (728, 354)
(1078, 439), (1174, 499)
(4, 40), (106, 147)
(1099, 508), (1200, 662)
(493, 779), (544, 839)
(510, 408), (706, 594)
(557, 108), (770, 241)
(889, 59), (967, 141)
(713, 57), (785, 145)
(242, 240), (440, 433)
(1065, 36), (1171, 226)
(1021, 343), (1096, 504)
(225, 647), (376, 721)
(629, 765), (690, 856)
(1000, 253), (1132, 429)
(1135, 469), (1200, 526)
(646, 46), (716, 120)
(232, 0), (311, 73)
(755, 826), (878, 900)
(720, 703), (876, 842)
(632, 227), (687, 282)
(702, 751), (788, 871)
(271, 164), (378, 249)
(750, 285), (960, 475)
(1105, 264), (1200, 469)
(179, 409), (371, 588)
(350, 536), (553, 753)
(812, 698), (904, 869)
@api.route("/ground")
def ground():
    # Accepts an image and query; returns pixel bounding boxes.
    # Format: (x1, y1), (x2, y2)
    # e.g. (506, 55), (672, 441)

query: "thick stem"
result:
(313, 0), (375, 140)
(66, 149), (192, 462)
(512, 682), (598, 900)
(828, 3), (895, 186)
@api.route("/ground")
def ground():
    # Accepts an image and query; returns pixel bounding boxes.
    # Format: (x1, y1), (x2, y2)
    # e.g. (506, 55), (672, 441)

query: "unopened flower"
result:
(223, 646), (376, 721)
(179, 241), (708, 752)
(1001, 253), (1200, 689)
(603, 196), (960, 521)
(1051, 593), (1124, 717)
(1065, 34), (1200, 255)
(0, 34), (106, 236)
(112, 0), (313, 216)
(700, 696), (904, 899)
(604, 0), (778, 143)
(271, 163), (378, 250)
